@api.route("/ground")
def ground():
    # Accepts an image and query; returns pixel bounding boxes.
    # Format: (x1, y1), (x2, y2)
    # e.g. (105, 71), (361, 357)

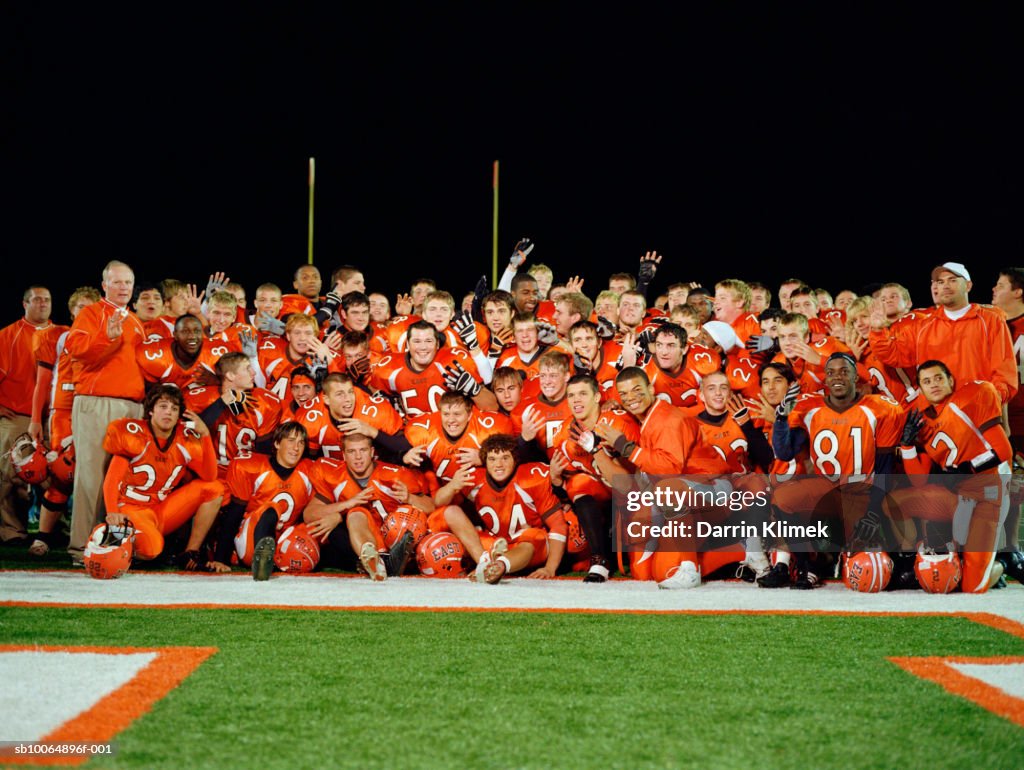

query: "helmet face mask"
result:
(915, 544), (962, 594)
(10, 433), (49, 485)
(83, 522), (136, 580)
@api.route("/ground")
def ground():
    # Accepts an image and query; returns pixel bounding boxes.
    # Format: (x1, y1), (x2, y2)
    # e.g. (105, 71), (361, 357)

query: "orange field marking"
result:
(0, 645), (217, 766)
(889, 654), (1024, 728)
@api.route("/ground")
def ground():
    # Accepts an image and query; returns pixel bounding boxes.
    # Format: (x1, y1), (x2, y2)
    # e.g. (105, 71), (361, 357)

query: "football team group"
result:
(0, 242), (1019, 594)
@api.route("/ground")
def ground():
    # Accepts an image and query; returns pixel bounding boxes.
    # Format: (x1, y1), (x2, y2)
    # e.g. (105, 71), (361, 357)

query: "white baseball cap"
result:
(931, 262), (971, 282)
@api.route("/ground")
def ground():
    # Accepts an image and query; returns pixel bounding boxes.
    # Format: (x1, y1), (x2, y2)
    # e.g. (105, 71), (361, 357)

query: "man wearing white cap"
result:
(868, 262), (1016, 404)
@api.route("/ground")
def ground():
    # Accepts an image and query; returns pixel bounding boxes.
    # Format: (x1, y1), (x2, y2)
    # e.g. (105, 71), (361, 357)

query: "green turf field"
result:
(2, 607), (1022, 769)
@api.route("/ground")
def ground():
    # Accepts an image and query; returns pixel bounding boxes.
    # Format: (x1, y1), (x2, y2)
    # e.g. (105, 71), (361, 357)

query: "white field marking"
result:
(949, 662), (1024, 701)
(0, 651), (156, 741)
(2, 571), (1024, 624)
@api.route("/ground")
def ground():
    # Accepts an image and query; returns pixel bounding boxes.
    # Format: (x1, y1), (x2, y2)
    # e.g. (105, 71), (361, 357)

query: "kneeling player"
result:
(102, 385), (226, 572)
(216, 422), (315, 580)
(440, 434), (567, 583)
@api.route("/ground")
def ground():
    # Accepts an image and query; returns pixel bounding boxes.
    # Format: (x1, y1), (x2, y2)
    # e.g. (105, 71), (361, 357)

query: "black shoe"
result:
(998, 549), (1024, 583)
(252, 536), (275, 581)
(791, 569), (820, 590)
(583, 556), (610, 583)
(992, 574), (1008, 589)
(386, 532), (414, 577)
(757, 562), (791, 588)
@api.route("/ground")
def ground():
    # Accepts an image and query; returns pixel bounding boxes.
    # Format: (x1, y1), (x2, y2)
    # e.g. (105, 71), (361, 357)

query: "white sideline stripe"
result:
(0, 651), (156, 741)
(2, 572), (1024, 623)
(949, 662), (1024, 701)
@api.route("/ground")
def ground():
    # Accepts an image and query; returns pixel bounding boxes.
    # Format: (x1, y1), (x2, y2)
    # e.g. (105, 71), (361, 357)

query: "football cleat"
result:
(83, 521), (136, 580)
(474, 538), (508, 584)
(842, 552), (893, 593)
(386, 531), (414, 577)
(274, 524), (320, 574)
(252, 536), (276, 581)
(791, 569), (820, 590)
(583, 555), (610, 583)
(359, 541), (387, 582)
(10, 434), (49, 485)
(997, 548), (1024, 584)
(757, 562), (792, 588)
(915, 544), (962, 594)
(742, 552), (771, 581)
(658, 561), (700, 590)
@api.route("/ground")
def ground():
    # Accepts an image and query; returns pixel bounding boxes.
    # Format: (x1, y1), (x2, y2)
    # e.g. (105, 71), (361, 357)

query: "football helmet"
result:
(10, 433), (49, 485)
(381, 506), (428, 550)
(915, 544), (962, 594)
(274, 524), (320, 574)
(415, 532), (466, 578)
(83, 521), (136, 580)
(46, 437), (76, 490)
(842, 551), (893, 593)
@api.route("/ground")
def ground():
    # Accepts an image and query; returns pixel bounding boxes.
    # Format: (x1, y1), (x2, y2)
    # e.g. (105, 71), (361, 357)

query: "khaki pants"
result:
(68, 395), (143, 558)
(0, 414), (31, 542)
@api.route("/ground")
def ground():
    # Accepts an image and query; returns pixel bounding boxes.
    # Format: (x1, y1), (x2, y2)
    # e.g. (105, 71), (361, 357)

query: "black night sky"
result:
(6, 6), (1021, 324)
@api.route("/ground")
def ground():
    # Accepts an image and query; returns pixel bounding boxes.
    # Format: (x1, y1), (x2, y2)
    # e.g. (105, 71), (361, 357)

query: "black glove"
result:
(900, 408), (924, 447)
(323, 290), (344, 313)
(509, 238), (534, 268)
(852, 510), (884, 545)
(451, 312), (479, 351)
(307, 357), (328, 385)
(638, 256), (658, 282)
(595, 316), (616, 340)
(637, 327), (656, 351)
(776, 382), (801, 418)
(443, 362), (481, 397)
(573, 353), (594, 376)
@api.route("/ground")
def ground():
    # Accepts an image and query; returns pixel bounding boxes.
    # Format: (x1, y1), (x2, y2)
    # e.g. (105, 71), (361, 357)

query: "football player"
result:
(510, 351), (575, 460)
(134, 282), (170, 340)
(713, 279), (761, 344)
(188, 352), (283, 476)
(549, 374), (639, 581)
(773, 312), (857, 393)
(137, 314), (224, 391)
(370, 320), (497, 416)
(27, 287), (100, 555)
(102, 384), (226, 571)
(771, 352), (905, 588)
(567, 320), (621, 400)
(258, 314), (342, 400)
(439, 434), (567, 582)
(497, 313), (553, 396)
(305, 432), (434, 580)
(280, 264), (323, 318)
(215, 421), (315, 580)
(298, 372), (405, 461)
(884, 360), (1012, 592)
(491, 367), (525, 416)
(404, 391), (511, 492)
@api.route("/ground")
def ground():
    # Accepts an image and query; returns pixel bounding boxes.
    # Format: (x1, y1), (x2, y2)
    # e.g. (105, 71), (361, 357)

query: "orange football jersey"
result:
(683, 412), (751, 474)
(225, 452), (315, 528)
(297, 390), (404, 459)
(404, 409), (512, 483)
(185, 386), (284, 473)
(905, 381), (1011, 472)
(510, 394), (575, 457)
(258, 336), (344, 401)
(1007, 313), (1024, 436)
(137, 338), (222, 390)
(370, 347), (480, 417)
(102, 418), (217, 508)
(310, 458), (431, 522)
(788, 393), (904, 480)
(464, 463), (566, 542)
(551, 407), (639, 494)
